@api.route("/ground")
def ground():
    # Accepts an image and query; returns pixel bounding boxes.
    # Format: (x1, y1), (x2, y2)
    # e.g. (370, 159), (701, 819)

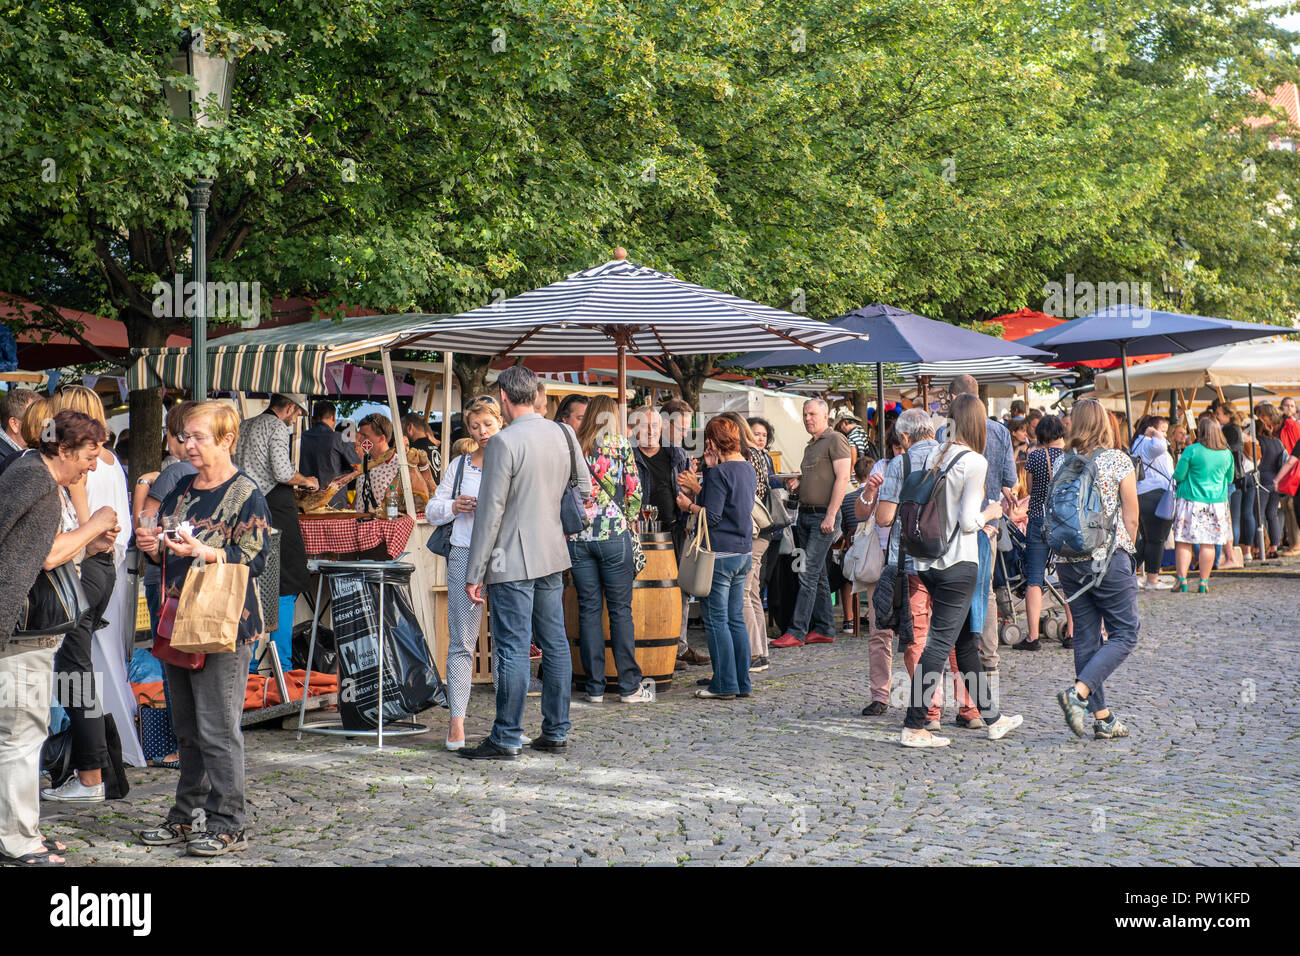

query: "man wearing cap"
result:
(834, 409), (877, 464)
(235, 393), (317, 600)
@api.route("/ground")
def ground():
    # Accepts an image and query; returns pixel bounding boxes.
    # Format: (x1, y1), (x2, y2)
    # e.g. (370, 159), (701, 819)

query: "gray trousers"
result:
(0, 642), (56, 858)
(164, 641), (254, 835)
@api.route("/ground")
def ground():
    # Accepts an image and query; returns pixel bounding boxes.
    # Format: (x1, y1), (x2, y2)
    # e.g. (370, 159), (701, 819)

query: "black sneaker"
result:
(860, 701), (888, 716)
(1011, 637), (1041, 651)
(1060, 634), (1074, 649)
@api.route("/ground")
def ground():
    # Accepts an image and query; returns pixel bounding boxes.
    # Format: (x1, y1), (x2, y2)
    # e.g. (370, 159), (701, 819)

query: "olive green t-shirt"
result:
(798, 429), (852, 506)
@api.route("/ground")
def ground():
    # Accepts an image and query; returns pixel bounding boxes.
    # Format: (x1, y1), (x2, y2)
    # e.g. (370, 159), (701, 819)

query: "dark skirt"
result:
(265, 483), (309, 597)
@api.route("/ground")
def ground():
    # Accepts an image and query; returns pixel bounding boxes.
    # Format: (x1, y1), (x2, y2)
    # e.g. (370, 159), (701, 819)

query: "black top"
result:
(1259, 436), (1287, 484)
(635, 444), (690, 530)
(411, 437), (441, 480)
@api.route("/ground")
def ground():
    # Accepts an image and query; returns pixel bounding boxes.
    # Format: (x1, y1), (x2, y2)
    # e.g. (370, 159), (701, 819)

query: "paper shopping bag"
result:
(170, 556), (248, 655)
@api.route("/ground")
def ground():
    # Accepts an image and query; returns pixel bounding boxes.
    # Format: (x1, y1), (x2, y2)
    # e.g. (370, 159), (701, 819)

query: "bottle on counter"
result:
(385, 485), (399, 519)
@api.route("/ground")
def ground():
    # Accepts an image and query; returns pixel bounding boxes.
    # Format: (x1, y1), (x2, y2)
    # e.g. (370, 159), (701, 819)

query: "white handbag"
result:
(843, 499), (885, 589)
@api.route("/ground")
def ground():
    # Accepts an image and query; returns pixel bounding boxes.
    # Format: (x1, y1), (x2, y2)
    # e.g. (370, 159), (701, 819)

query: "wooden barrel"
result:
(564, 531), (680, 690)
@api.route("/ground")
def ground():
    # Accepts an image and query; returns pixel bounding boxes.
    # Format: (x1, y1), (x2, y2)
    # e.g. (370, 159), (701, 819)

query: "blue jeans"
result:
(568, 533), (642, 697)
(702, 554), (752, 695)
(1057, 552), (1140, 715)
(1024, 514), (1050, 587)
(487, 572), (571, 746)
(789, 510), (840, 639)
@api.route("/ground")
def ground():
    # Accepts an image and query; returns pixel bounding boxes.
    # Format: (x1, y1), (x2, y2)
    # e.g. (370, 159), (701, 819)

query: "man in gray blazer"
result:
(461, 366), (593, 759)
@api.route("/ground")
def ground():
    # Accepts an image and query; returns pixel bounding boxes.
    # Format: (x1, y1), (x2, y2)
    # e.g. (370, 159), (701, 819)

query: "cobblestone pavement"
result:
(45, 576), (1300, 866)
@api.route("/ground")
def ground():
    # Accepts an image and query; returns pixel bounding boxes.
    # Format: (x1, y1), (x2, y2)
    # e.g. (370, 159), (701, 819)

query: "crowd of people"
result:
(3, 367), (1299, 861)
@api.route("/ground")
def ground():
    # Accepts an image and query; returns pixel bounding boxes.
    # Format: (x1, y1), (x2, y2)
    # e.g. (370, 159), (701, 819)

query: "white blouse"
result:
(913, 443), (989, 573)
(424, 454), (482, 549)
(86, 452), (131, 566)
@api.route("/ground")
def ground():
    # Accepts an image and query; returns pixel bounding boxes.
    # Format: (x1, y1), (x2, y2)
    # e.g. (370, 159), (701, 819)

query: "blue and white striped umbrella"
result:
(388, 257), (862, 357)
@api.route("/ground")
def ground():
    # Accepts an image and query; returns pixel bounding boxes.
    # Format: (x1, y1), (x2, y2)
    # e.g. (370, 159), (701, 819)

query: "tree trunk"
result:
(852, 389), (869, 422)
(123, 312), (170, 486)
(668, 354), (714, 413)
(453, 354), (492, 412)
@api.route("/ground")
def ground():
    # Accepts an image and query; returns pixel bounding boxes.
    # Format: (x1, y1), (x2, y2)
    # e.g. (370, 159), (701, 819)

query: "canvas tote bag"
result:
(677, 510), (716, 598)
(170, 553), (250, 655)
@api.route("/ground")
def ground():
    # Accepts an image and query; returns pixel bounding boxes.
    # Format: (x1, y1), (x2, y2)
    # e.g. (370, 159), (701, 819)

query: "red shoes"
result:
(771, 633), (804, 648)
(803, 631), (835, 645)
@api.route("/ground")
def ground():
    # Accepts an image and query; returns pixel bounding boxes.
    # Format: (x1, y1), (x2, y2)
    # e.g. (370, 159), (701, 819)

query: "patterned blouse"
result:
(1058, 449), (1136, 564)
(571, 434), (643, 542)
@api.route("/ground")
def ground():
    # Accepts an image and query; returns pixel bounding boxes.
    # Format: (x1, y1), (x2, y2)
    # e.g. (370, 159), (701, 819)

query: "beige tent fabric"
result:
(1093, 339), (1300, 396)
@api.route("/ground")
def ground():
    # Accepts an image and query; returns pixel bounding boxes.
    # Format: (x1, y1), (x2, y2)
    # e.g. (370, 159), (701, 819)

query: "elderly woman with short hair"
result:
(0, 411), (112, 865)
(134, 402), (271, 857)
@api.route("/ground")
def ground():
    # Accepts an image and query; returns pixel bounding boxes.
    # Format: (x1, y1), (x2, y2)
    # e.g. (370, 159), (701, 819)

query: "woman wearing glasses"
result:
(134, 402), (272, 857)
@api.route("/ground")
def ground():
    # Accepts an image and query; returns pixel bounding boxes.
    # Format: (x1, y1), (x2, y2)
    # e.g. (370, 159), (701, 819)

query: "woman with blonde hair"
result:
(41, 385), (143, 799)
(1171, 415), (1235, 593)
(133, 402), (272, 855)
(1054, 399), (1140, 740)
(567, 394), (649, 704)
(426, 397), (504, 748)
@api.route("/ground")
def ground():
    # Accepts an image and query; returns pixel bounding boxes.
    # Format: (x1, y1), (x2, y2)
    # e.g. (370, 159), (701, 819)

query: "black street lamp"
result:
(166, 29), (234, 401)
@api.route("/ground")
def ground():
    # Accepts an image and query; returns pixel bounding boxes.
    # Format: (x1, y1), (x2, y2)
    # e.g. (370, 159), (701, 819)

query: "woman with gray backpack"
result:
(1049, 399), (1141, 740)
(898, 394), (1022, 748)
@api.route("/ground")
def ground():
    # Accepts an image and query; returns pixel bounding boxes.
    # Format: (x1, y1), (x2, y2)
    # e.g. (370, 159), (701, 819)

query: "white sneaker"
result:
(901, 727), (951, 748)
(585, 694), (604, 703)
(41, 776), (105, 803)
(519, 734), (532, 746)
(620, 680), (656, 703)
(987, 714), (1024, 740)
(1148, 579), (1173, 590)
(1135, 578), (1146, 589)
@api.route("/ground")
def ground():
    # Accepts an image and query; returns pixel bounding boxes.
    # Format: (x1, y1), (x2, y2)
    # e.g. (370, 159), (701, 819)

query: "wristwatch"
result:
(136, 477), (152, 487)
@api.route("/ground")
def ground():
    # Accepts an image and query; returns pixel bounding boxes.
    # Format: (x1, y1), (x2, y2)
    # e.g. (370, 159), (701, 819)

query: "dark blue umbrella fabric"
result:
(1012, 303), (1293, 362)
(732, 303), (1054, 368)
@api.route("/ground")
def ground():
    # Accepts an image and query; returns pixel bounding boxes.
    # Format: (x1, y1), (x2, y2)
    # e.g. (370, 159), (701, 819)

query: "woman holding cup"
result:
(134, 402), (271, 857)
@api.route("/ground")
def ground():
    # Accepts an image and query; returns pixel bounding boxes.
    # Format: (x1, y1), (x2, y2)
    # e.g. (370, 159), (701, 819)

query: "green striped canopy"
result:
(126, 313), (448, 394)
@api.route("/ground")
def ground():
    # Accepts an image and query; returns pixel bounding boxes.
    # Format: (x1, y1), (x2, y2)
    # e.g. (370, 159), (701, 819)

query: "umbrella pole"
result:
(618, 343), (628, 437)
(1249, 382), (1267, 562)
(1119, 342), (1133, 444)
(876, 362), (885, 454)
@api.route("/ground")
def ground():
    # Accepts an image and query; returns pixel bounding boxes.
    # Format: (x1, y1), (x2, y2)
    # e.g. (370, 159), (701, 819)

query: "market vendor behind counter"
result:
(233, 393), (316, 598)
(350, 412), (433, 514)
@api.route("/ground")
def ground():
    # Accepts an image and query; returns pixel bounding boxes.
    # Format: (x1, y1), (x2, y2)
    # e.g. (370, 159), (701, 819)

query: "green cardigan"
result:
(1172, 443), (1234, 504)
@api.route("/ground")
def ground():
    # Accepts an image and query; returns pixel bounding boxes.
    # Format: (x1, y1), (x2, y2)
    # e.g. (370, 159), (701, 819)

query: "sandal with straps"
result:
(1, 847), (64, 866)
(1174, 576), (1188, 593)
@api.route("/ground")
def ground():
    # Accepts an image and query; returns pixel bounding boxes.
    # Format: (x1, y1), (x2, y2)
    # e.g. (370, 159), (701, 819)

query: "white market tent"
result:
(1092, 340), (1300, 398)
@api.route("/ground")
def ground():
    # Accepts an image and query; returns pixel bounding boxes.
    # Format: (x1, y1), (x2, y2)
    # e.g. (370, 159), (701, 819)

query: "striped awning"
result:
(388, 259), (862, 356)
(893, 357), (1073, 386)
(125, 312), (450, 394)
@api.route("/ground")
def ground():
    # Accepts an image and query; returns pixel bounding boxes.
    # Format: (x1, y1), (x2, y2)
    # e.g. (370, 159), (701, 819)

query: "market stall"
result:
(126, 312), (458, 692)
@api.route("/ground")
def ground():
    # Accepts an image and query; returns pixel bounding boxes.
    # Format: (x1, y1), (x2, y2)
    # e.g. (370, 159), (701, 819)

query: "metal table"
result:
(296, 558), (429, 749)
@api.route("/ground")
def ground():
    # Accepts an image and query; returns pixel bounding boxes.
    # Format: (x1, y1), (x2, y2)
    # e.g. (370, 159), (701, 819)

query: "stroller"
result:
(993, 517), (1070, 645)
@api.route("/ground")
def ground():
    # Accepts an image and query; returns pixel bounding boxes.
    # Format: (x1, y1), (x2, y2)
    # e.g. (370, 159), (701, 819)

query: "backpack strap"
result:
(451, 453), (468, 497)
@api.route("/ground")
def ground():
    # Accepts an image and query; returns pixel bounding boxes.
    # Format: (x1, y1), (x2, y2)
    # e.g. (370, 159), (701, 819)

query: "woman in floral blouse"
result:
(567, 395), (651, 704)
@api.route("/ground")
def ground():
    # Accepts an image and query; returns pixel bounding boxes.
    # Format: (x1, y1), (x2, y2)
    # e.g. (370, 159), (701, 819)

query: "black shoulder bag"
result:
(426, 454), (468, 558)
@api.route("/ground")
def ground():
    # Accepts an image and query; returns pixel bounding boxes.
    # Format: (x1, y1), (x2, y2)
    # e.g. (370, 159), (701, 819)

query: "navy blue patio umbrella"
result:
(732, 303), (1056, 450)
(1013, 303), (1295, 430)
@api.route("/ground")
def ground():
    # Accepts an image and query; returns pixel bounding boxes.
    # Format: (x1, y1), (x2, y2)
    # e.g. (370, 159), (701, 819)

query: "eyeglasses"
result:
(180, 432), (215, 445)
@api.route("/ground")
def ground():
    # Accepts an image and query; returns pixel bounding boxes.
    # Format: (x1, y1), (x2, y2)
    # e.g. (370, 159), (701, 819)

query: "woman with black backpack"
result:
(1054, 399), (1141, 741)
(900, 394), (1022, 748)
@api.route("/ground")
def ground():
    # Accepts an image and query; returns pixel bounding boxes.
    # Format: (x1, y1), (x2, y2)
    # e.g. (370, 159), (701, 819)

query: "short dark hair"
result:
(313, 401), (337, 423)
(1034, 414), (1066, 444)
(660, 398), (692, 418)
(401, 412), (429, 434)
(747, 416), (775, 437)
(1, 388), (38, 428)
(39, 410), (107, 458)
(166, 400), (198, 439)
(854, 457), (874, 482)
(497, 366), (539, 406)
(357, 412), (394, 444)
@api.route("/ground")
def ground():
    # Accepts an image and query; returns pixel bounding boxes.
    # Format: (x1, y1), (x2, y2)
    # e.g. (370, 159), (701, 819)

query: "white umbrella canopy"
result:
(1093, 339), (1300, 396)
(387, 251), (865, 428)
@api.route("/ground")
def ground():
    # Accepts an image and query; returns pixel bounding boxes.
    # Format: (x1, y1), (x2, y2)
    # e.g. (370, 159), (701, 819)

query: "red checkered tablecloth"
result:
(299, 515), (415, 559)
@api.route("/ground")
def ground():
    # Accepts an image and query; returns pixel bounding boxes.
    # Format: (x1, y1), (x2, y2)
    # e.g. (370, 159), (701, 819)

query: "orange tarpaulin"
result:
(995, 308), (1170, 370)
